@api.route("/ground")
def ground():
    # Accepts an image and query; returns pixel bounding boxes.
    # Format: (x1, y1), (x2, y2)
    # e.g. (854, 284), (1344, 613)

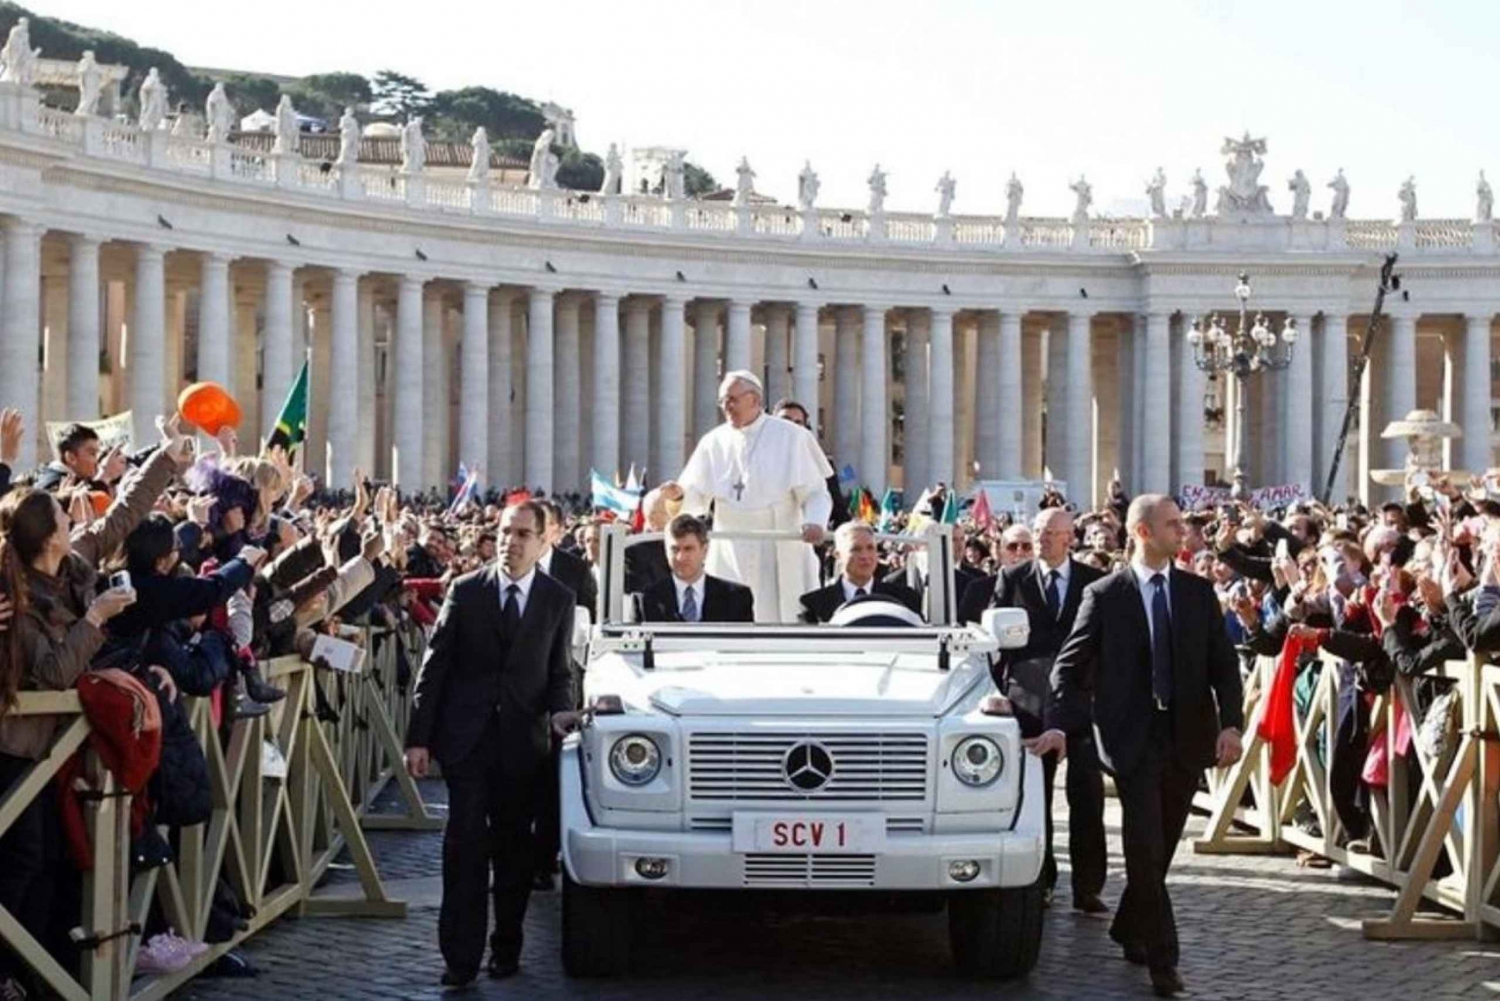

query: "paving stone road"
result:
(177, 779), (1498, 1001)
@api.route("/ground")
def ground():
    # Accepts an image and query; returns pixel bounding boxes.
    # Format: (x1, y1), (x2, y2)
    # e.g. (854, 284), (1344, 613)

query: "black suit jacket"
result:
(962, 559), (1103, 670)
(624, 542), (671, 595)
(544, 545), (598, 615)
(799, 577), (921, 624)
(406, 566), (575, 774)
(633, 574), (755, 623)
(1046, 566), (1244, 775)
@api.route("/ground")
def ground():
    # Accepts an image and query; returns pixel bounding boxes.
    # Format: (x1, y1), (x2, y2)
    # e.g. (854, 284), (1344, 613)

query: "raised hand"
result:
(0, 408), (21, 466)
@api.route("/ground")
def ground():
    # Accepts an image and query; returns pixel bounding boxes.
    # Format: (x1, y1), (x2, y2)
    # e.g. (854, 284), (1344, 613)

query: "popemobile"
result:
(559, 522), (1046, 979)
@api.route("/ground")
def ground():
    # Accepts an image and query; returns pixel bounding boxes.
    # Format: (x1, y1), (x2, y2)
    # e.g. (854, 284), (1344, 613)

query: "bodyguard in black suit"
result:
(1031, 495), (1243, 998)
(960, 507), (1108, 914)
(405, 501), (582, 987)
(631, 514), (754, 622)
(540, 500), (600, 616)
(800, 522), (920, 623)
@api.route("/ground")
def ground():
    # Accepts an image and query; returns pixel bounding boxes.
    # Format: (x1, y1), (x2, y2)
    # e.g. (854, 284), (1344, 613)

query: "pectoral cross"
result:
(732, 478), (745, 502)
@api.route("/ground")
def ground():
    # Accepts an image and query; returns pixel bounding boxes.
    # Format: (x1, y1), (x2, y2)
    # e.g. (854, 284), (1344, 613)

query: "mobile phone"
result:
(109, 570), (132, 592)
(1275, 538), (1289, 560)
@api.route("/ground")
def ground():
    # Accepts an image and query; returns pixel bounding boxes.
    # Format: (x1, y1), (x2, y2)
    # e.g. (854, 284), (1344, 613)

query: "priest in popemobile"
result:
(659, 370), (833, 623)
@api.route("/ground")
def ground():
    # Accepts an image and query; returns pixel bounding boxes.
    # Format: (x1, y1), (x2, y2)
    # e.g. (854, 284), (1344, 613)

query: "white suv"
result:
(560, 524), (1046, 979)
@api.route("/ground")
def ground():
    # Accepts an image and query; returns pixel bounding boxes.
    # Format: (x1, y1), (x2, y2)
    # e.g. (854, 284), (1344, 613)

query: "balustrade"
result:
(1346, 219), (1399, 250)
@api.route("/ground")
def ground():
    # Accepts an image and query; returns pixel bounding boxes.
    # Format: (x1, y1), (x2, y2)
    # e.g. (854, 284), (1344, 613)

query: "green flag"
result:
(267, 360), (309, 454)
(940, 489), (959, 525)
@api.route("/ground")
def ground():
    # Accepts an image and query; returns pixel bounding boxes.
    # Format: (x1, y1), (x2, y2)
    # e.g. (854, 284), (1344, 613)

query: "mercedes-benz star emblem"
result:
(783, 741), (835, 792)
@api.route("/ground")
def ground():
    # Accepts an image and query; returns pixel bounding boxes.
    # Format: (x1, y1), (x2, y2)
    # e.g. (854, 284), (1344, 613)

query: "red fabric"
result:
(1362, 699), (1412, 788)
(402, 578), (445, 601)
(406, 597), (437, 628)
(75, 669), (162, 791)
(970, 490), (993, 530)
(1259, 631), (1318, 786)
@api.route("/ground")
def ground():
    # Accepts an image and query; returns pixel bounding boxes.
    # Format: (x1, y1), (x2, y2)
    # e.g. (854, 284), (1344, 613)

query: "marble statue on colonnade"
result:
(272, 95), (299, 155)
(1288, 169), (1311, 220)
(401, 117), (426, 173)
(601, 143), (622, 195)
(205, 82), (233, 144)
(75, 50), (101, 116)
(935, 170), (956, 218)
(1215, 132), (1273, 215)
(1146, 167), (1167, 218)
(467, 126), (490, 182)
(1328, 168), (1350, 219)
(1478, 171), (1493, 224)
(137, 68), (167, 131)
(797, 160), (820, 211)
(337, 107), (359, 166)
(0, 17), (38, 86)
(1190, 168), (1207, 218)
(867, 164), (887, 215)
(1398, 175), (1418, 223)
(734, 156), (755, 205)
(664, 150), (686, 201)
(1069, 175), (1092, 225)
(527, 127), (557, 189)
(1004, 172), (1023, 227)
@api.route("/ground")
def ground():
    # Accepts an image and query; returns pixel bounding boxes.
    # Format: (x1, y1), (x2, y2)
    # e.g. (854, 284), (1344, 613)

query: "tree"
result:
(224, 74), (281, 117)
(429, 86), (545, 141)
(684, 162), (718, 197)
(301, 72), (371, 110)
(556, 150), (603, 192)
(370, 69), (431, 120)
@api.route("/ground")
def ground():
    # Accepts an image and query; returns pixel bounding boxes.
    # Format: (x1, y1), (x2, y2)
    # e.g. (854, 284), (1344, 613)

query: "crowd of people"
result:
(0, 385), (1488, 998)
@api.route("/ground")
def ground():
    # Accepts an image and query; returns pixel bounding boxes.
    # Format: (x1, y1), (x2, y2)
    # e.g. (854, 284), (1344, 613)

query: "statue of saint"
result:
(272, 94), (299, 156)
(935, 170), (956, 218)
(1004, 172), (1024, 227)
(1069, 175), (1092, 224)
(1327, 168), (1350, 220)
(664, 150), (686, 201)
(1214, 132), (1273, 215)
(1288, 169), (1311, 220)
(866, 163), (887, 215)
(336, 106), (359, 166)
(1479, 171), (1493, 224)
(75, 50), (102, 117)
(1146, 167), (1167, 218)
(527, 127), (557, 190)
(205, 82), (233, 144)
(1398, 175), (1417, 223)
(1190, 168), (1208, 218)
(734, 155), (756, 206)
(400, 117), (426, 173)
(0, 17), (39, 86)
(467, 126), (490, 183)
(797, 161), (820, 212)
(601, 142), (622, 195)
(137, 67), (167, 132)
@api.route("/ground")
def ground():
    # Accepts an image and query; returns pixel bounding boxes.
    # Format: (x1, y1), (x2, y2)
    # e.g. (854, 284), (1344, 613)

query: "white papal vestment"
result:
(676, 413), (833, 623)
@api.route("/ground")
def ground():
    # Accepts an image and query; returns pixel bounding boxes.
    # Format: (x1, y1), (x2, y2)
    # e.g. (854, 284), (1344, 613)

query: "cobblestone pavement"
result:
(177, 779), (1498, 1001)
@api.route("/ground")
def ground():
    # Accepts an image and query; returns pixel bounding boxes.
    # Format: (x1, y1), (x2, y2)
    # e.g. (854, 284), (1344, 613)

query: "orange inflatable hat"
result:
(178, 381), (242, 436)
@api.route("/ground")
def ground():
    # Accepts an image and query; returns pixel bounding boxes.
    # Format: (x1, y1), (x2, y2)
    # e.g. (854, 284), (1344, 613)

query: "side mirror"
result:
(981, 607), (1030, 650)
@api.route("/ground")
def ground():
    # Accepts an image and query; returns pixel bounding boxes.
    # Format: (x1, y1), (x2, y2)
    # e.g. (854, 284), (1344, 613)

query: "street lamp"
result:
(1187, 271), (1298, 499)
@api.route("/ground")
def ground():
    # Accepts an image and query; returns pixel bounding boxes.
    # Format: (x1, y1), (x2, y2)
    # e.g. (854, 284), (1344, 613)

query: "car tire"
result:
(947, 878), (1045, 979)
(561, 870), (632, 977)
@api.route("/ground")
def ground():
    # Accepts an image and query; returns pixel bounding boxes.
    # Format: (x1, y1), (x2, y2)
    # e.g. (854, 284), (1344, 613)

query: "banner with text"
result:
(46, 410), (133, 453)
(1179, 482), (1308, 511)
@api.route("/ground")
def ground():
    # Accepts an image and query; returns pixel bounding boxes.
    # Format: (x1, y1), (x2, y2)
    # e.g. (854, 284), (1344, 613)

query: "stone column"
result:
(905, 311), (930, 492)
(41, 276), (67, 425)
(165, 288), (187, 414)
(833, 305), (861, 470)
(928, 307), (956, 487)
(324, 268), (360, 488)
(1022, 323), (1043, 478)
(1063, 311), (1093, 506)
(524, 287), (556, 490)
(764, 304), (791, 405)
(1318, 312), (1349, 500)
(1174, 315), (1205, 491)
(792, 301), (821, 431)
(860, 304), (888, 492)
(692, 300), (722, 438)
(233, 291), (259, 439)
(1115, 320), (1135, 490)
(392, 276), (424, 490)
(487, 290), (516, 486)
(1463, 312), (1493, 474)
(658, 294), (689, 478)
(421, 290), (446, 490)
(1, 220), (39, 467)
(261, 260), (296, 440)
(1141, 312), (1172, 494)
(973, 312), (1000, 478)
(554, 293), (582, 490)
(1044, 321), (1065, 480)
(725, 298), (753, 373)
(453, 281), (489, 486)
(593, 291), (622, 481)
(66, 234), (102, 419)
(356, 279), (377, 474)
(1283, 311), (1316, 494)
(197, 251), (232, 389)
(995, 311), (1023, 479)
(1384, 312), (1419, 472)
(622, 297), (652, 473)
(129, 242), (167, 448)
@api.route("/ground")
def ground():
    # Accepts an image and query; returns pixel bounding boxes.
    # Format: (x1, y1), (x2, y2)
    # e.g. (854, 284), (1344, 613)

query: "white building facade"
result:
(0, 72), (1494, 507)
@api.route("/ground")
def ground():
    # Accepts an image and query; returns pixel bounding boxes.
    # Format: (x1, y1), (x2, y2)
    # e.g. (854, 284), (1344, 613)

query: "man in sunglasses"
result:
(998, 524), (1036, 570)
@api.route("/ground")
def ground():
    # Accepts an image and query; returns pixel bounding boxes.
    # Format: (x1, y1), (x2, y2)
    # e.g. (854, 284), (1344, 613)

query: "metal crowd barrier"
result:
(1192, 649), (1499, 941)
(0, 624), (434, 1000)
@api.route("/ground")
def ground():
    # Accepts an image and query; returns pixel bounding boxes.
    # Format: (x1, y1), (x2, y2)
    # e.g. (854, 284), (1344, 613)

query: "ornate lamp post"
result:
(1187, 272), (1298, 499)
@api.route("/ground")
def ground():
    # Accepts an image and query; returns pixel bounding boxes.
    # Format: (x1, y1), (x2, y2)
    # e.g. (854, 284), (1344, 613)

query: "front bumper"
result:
(560, 746), (1046, 891)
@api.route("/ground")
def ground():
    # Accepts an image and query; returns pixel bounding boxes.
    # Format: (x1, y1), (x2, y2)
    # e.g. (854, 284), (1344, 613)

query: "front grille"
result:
(743, 854), (877, 887)
(688, 731), (930, 802)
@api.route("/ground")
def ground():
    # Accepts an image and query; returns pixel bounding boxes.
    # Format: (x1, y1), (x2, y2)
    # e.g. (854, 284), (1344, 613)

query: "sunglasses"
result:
(1005, 541), (1034, 552)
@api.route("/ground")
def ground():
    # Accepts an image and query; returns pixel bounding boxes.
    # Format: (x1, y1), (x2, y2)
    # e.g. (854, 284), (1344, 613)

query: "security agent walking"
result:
(960, 507), (1108, 914)
(1028, 495), (1243, 998)
(404, 501), (581, 987)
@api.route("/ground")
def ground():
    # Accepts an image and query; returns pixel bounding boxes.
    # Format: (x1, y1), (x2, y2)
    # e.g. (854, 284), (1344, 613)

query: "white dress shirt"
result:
(840, 575), (876, 602)
(673, 573), (707, 619)
(497, 566), (537, 616)
(1036, 556), (1071, 609)
(1130, 560), (1173, 646)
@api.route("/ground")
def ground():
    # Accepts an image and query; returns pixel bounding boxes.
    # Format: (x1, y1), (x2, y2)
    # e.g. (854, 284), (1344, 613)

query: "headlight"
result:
(951, 736), (1003, 787)
(608, 734), (662, 786)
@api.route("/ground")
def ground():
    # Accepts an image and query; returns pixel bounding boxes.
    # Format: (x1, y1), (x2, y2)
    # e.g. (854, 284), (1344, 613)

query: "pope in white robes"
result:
(661, 371), (833, 623)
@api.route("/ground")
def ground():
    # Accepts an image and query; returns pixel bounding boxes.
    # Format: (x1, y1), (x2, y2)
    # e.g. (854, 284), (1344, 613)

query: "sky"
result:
(33, 0), (1500, 219)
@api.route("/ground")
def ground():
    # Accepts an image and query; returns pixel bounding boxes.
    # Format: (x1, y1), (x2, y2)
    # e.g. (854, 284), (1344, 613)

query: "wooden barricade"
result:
(1, 654), (411, 1001)
(1192, 649), (1500, 941)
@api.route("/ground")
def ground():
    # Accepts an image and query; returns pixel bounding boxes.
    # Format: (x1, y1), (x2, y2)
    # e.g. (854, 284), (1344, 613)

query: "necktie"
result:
(855, 586), (867, 598)
(682, 585), (699, 623)
(1150, 573), (1173, 707)
(1045, 569), (1062, 620)
(502, 583), (521, 637)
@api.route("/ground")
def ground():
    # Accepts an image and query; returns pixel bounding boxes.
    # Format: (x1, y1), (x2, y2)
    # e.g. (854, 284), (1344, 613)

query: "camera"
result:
(109, 570), (132, 592)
